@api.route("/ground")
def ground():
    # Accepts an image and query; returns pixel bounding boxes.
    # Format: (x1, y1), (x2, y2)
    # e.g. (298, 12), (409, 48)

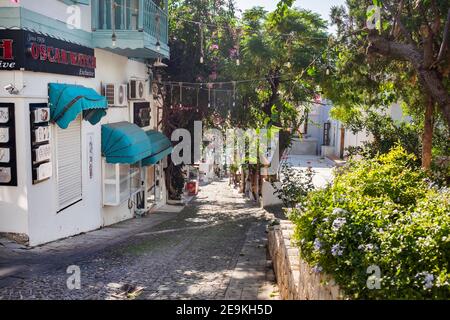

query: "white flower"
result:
(358, 243), (378, 252)
(424, 274), (434, 289)
(331, 244), (344, 256)
(313, 238), (322, 251)
(312, 265), (323, 273)
(416, 272), (434, 289)
(332, 217), (347, 231)
(332, 208), (348, 215)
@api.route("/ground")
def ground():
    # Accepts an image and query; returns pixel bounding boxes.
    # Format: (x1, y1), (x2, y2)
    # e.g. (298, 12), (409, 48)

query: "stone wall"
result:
(268, 220), (344, 300)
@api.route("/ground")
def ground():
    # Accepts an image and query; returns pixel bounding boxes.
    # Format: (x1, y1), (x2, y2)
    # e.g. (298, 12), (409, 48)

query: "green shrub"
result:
(290, 146), (450, 299)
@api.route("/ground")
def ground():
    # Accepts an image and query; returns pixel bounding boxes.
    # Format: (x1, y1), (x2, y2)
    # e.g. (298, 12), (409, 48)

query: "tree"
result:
(163, 0), (238, 200)
(164, 1), (329, 199)
(324, 0), (450, 169)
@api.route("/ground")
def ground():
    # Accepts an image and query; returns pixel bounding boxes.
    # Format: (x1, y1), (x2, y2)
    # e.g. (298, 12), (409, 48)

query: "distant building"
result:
(291, 99), (410, 159)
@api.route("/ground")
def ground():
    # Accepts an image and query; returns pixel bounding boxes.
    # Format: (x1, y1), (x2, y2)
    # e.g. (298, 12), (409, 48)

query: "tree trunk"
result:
(263, 70), (281, 122)
(422, 97), (434, 170)
(339, 127), (346, 159)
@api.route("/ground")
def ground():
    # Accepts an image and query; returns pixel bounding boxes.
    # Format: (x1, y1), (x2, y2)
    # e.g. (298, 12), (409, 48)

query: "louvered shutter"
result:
(56, 115), (82, 211)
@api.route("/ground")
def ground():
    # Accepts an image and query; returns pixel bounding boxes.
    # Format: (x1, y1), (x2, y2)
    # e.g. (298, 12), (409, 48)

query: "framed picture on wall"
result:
(30, 103), (52, 185)
(0, 103), (17, 186)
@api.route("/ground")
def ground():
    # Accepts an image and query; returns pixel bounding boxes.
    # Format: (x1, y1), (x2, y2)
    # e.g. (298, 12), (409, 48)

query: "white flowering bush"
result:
(291, 147), (450, 299)
(272, 162), (315, 208)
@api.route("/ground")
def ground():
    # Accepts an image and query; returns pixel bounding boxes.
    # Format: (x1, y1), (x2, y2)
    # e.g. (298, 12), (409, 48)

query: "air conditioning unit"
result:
(102, 84), (128, 107)
(116, 84), (128, 107)
(128, 79), (145, 100)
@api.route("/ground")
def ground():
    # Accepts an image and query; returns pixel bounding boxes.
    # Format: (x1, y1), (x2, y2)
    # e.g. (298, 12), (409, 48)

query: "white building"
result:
(292, 100), (409, 159)
(0, 0), (172, 246)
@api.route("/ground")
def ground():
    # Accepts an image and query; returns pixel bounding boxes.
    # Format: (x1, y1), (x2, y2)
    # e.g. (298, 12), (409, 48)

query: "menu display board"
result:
(30, 103), (52, 184)
(0, 103), (17, 186)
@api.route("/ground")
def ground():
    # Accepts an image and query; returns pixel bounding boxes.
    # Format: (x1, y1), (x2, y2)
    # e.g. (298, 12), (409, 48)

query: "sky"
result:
(233, 0), (347, 32)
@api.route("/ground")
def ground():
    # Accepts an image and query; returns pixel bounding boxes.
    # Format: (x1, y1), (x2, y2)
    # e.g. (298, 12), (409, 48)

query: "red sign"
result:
(0, 39), (16, 70)
(0, 39), (14, 60)
(29, 42), (96, 69)
(0, 30), (96, 77)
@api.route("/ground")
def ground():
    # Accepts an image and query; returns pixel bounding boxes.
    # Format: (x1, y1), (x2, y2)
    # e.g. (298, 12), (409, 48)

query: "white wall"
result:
(0, 71), (29, 235)
(261, 180), (282, 207)
(0, 48), (153, 245)
(95, 49), (152, 227)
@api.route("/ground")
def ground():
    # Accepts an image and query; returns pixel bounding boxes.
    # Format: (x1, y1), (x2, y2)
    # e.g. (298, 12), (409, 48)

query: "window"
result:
(102, 161), (142, 206)
(56, 116), (82, 211)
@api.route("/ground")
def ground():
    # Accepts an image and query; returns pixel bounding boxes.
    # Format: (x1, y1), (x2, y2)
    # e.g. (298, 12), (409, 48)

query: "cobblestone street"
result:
(0, 180), (279, 300)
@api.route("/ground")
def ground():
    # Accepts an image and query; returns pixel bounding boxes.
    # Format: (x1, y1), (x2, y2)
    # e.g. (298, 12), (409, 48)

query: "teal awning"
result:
(49, 83), (108, 129)
(102, 122), (153, 164)
(142, 131), (173, 166)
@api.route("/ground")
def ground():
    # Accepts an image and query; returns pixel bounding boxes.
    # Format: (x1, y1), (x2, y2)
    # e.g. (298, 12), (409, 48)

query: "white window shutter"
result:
(56, 116), (82, 211)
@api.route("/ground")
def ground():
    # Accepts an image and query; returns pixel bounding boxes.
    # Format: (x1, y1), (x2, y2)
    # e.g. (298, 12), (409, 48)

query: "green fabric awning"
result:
(141, 130), (173, 166)
(101, 122), (153, 164)
(49, 83), (108, 129)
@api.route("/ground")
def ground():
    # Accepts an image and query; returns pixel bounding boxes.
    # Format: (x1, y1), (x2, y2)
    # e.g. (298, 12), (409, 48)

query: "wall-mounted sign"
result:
(34, 162), (52, 182)
(0, 103), (17, 186)
(0, 128), (9, 143)
(34, 126), (51, 143)
(34, 144), (51, 163)
(133, 102), (151, 128)
(87, 133), (94, 180)
(32, 107), (50, 124)
(0, 107), (9, 123)
(30, 103), (52, 184)
(0, 148), (10, 163)
(0, 167), (12, 184)
(0, 30), (96, 78)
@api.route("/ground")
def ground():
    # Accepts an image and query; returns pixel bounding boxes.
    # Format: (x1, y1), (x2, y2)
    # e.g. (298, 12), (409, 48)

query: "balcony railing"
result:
(92, 0), (168, 45)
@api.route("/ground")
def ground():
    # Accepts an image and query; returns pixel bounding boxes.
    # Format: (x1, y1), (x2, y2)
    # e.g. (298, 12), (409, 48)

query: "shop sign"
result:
(30, 103), (52, 184)
(0, 30), (96, 78)
(0, 103), (17, 186)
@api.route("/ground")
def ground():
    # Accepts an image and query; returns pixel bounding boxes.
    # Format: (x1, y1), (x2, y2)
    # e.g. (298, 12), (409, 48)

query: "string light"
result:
(112, 32), (117, 47)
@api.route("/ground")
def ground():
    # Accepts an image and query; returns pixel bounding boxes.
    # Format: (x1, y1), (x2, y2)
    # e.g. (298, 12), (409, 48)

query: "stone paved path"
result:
(0, 180), (279, 300)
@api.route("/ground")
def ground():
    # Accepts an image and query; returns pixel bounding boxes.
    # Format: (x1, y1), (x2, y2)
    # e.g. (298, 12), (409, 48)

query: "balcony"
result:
(91, 0), (169, 59)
